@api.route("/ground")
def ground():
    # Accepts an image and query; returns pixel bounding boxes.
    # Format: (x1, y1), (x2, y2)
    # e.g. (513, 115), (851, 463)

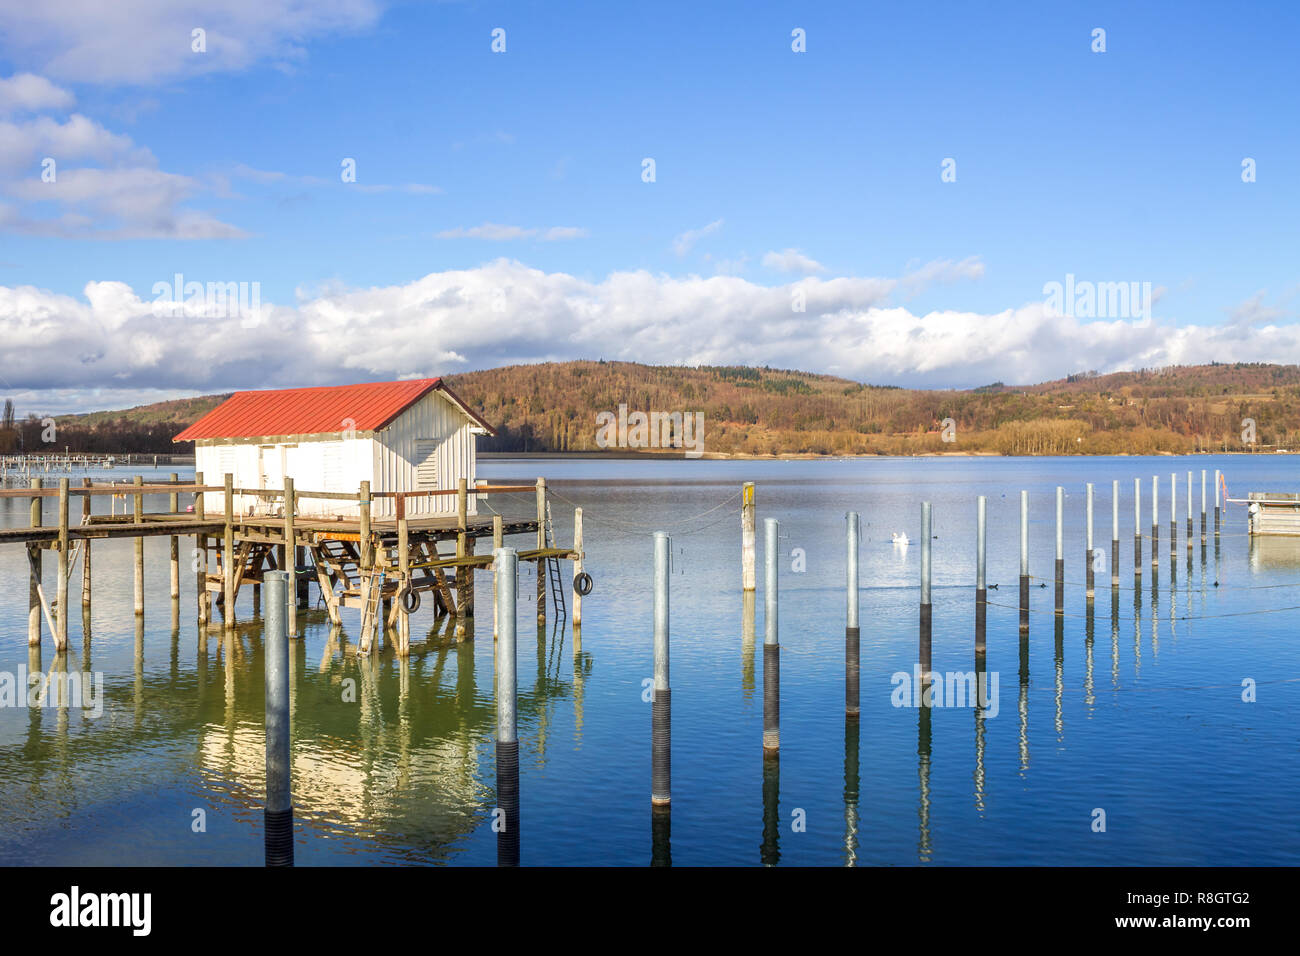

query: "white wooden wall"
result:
(192, 389), (477, 520)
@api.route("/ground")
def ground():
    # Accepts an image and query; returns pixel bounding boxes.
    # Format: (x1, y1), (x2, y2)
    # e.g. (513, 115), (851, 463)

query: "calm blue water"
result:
(1, 455), (1297, 865)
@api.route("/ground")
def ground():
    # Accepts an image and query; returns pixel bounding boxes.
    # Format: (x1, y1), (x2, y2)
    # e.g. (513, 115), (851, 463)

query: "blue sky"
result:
(1, 0), (1298, 413)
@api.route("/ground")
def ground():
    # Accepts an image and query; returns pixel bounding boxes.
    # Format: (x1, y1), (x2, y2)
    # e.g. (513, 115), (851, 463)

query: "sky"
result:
(1, 0), (1298, 415)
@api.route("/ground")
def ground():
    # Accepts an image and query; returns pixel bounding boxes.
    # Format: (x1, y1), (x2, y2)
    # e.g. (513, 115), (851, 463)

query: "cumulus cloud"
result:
(4, 263), (1295, 414)
(0, 72), (74, 113)
(0, 1), (383, 84)
(762, 248), (826, 274)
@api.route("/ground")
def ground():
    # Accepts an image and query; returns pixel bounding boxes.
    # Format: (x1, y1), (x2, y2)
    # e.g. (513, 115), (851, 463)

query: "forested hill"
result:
(4, 361), (1299, 456)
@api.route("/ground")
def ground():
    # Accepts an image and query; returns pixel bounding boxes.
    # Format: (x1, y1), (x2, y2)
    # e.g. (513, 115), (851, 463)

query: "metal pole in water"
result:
(1085, 483), (1094, 602)
(763, 517), (780, 755)
(846, 511), (860, 717)
(1152, 476), (1159, 571)
(1170, 473), (1177, 558)
(495, 546), (520, 866)
(741, 482), (756, 592)
(1186, 470), (1193, 552)
(1134, 477), (1142, 580)
(652, 532), (671, 806)
(1019, 491), (1028, 634)
(1111, 479), (1119, 588)
(1200, 469), (1207, 544)
(976, 497), (987, 654)
(920, 503), (932, 675)
(56, 477), (69, 650)
(1214, 469), (1221, 541)
(1054, 486), (1064, 616)
(263, 570), (293, 867)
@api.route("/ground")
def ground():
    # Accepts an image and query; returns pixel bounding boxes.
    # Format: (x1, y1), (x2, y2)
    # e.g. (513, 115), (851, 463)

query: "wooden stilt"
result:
(223, 473), (235, 629)
(56, 477), (69, 651)
(133, 474), (144, 617)
(81, 477), (92, 607)
(536, 477), (546, 626)
(28, 478), (40, 646)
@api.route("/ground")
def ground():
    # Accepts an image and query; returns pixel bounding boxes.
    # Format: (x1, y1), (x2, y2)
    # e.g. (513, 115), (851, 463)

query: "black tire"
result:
(573, 572), (593, 596)
(401, 586), (421, 614)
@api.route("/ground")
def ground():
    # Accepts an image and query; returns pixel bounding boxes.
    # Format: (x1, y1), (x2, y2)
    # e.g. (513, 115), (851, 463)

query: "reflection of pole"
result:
(763, 518), (780, 754)
(920, 503), (932, 675)
(846, 512), (860, 716)
(263, 571), (293, 867)
(652, 532), (671, 807)
(843, 715), (860, 866)
(495, 547), (520, 866)
(761, 748), (780, 866)
(975, 497), (986, 655)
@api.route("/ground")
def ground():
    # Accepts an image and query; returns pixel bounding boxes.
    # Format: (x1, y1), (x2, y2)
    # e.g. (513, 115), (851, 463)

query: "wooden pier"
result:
(1, 474), (583, 656)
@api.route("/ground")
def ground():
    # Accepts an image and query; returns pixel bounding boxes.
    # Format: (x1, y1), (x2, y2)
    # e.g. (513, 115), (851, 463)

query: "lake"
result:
(1, 455), (1297, 865)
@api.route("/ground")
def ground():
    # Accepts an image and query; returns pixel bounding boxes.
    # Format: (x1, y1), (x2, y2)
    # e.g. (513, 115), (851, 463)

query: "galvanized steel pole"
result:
(263, 571), (293, 866)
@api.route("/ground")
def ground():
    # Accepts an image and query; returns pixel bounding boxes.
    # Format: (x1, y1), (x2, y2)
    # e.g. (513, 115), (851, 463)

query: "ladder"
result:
(544, 500), (567, 620)
(359, 568), (386, 651)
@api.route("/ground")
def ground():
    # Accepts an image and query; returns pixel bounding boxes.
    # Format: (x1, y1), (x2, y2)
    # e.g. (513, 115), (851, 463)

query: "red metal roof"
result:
(173, 378), (495, 442)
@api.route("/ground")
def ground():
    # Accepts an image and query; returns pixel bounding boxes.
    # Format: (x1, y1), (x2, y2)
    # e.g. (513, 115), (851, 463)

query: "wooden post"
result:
(169, 473), (180, 601)
(27, 478), (42, 650)
(398, 493), (410, 654)
(223, 473), (235, 629)
(285, 477), (298, 637)
(133, 474), (144, 617)
(573, 508), (584, 628)
(81, 477), (92, 607)
(536, 477), (546, 626)
(741, 482), (756, 591)
(195, 472), (208, 626)
(56, 477), (69, 650)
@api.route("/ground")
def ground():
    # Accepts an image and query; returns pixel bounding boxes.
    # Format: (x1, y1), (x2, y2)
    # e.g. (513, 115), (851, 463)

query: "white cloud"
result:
(436, 223), (586, 241)
(762, 248), (825, 274)
(4, 265), (1295, 414)
(0, 72), (73, 113)
(672, 219), (722, 256)
(0, 1), (383, 85)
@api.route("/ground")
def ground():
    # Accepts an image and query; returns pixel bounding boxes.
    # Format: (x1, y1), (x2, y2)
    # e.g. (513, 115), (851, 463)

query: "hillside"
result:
(3, 361), (1299, 456)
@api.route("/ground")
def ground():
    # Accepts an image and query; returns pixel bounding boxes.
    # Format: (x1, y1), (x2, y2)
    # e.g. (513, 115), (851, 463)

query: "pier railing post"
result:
(846, 511), (860, 716)
(494, 546), (520, 866)
(920, 503), (932, 676)
(976, 498), (987, 654)
(652, 532), (671, 806)
(56, 478), (69, 650)
(763, 516), (780, 755)
(742, 482), (756, 592)
(1055, 486), (1064, 616)
(263, 570), (293, 866)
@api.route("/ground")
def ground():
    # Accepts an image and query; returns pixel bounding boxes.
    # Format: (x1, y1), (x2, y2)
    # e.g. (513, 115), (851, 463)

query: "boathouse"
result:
(173, 378), (495, 519)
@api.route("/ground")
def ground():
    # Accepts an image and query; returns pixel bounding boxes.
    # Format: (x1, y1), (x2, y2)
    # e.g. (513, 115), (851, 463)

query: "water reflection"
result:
(761, 753), (780, 866)
(844, 715), (859, 866)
